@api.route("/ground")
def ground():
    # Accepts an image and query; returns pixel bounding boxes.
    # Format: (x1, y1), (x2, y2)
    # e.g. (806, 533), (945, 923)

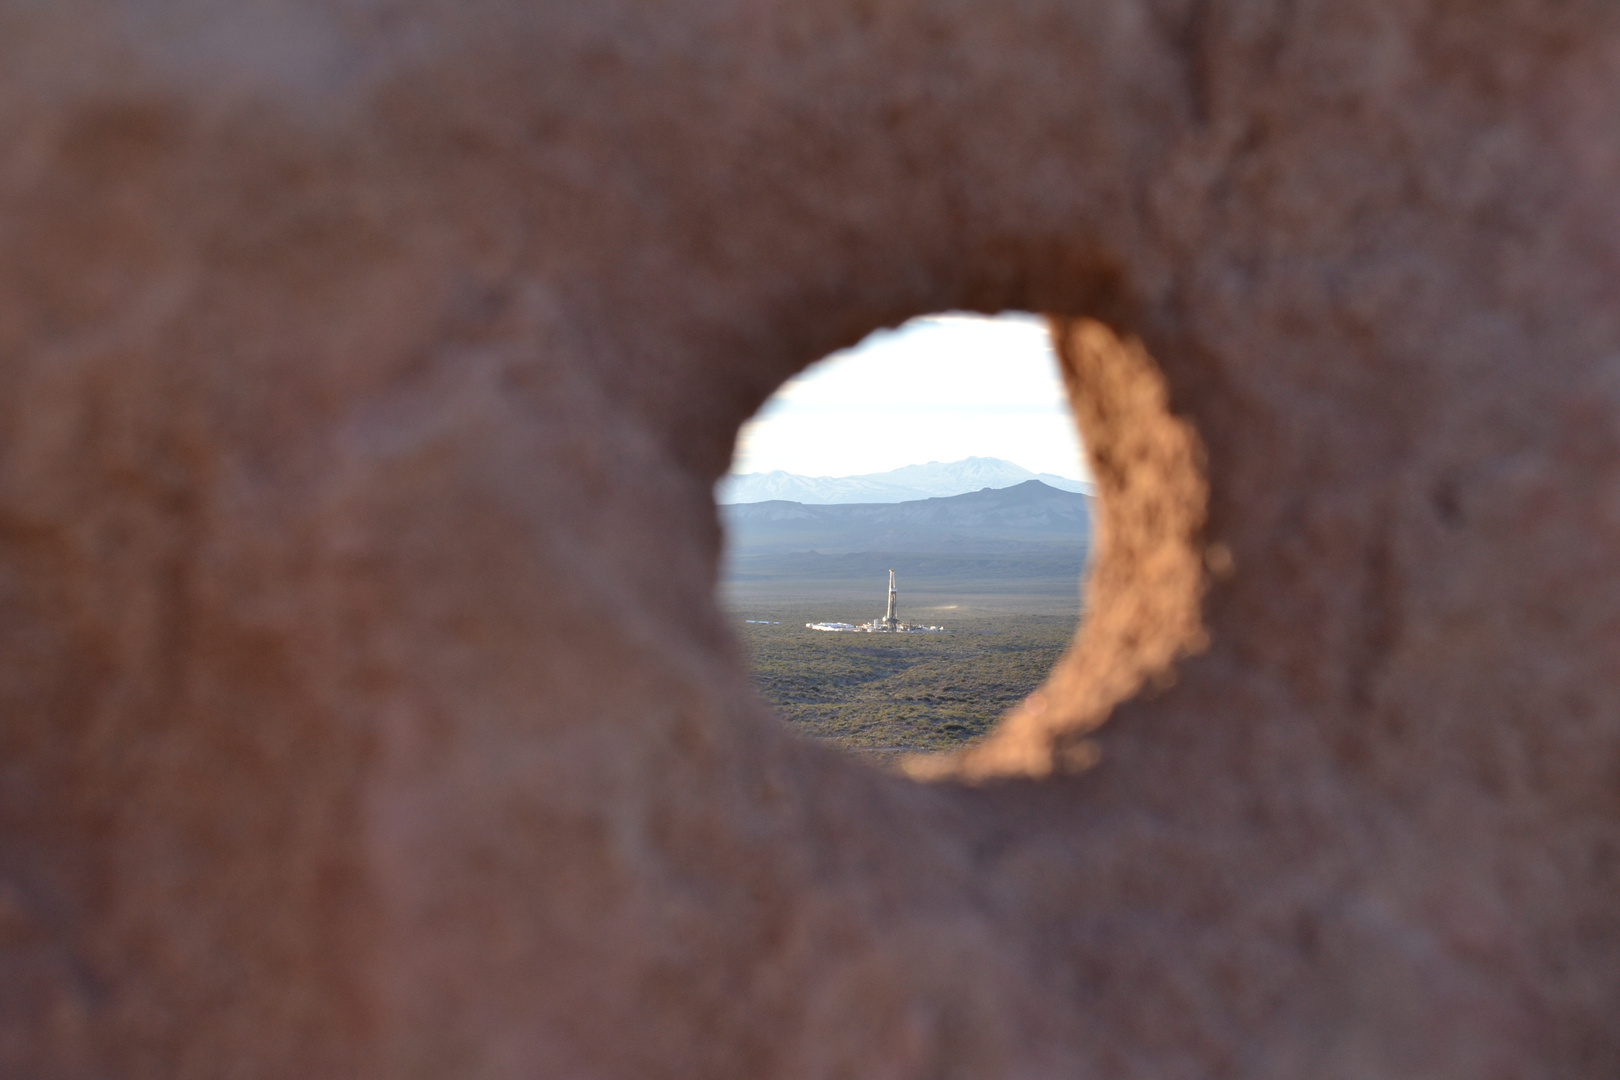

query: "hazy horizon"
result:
(727, 454), (1064, 481)
(728, 313), (1092, 483)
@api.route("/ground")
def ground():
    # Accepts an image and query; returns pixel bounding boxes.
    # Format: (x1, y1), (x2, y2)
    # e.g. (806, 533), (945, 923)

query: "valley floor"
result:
(722, 589), (1081, 759)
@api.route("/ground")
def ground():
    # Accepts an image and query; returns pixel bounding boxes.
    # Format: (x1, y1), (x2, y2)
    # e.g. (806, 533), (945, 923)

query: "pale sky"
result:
(729, 312), (1090, 480)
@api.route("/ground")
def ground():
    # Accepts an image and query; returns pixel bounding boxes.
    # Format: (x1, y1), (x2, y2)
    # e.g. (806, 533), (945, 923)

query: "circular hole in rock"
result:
(717, 311), (1097, 772)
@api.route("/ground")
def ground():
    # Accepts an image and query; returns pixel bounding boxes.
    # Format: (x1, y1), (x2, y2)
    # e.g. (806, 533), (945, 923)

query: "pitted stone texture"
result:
(1, 1), (1617, 1076)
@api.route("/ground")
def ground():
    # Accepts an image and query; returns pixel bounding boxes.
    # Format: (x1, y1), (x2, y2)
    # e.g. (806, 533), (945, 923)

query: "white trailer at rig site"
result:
(806, 571), (945, 633)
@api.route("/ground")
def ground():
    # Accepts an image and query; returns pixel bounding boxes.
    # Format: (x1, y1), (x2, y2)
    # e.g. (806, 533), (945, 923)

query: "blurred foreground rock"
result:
(0, 1), (1617, 1075)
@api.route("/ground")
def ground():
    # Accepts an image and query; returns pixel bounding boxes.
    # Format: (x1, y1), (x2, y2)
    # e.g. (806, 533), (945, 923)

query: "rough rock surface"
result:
(2, 1), (1618, 1076)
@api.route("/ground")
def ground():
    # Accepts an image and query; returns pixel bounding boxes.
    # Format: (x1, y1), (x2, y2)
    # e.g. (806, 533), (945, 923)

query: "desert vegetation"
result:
(720, 479), (1090, 759)
(728, 596), (1079, 758)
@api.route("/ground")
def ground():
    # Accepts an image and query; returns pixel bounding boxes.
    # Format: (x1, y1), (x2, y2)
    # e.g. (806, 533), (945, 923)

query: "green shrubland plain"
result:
(721, 550), (1086, 761)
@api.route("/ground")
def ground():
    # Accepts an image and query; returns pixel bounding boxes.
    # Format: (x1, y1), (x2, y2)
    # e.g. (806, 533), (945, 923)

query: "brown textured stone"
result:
(1, 1), (1618, 1076)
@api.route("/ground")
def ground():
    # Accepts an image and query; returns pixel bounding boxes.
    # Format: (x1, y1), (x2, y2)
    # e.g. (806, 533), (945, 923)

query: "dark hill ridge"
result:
(721, 479), (1091, 555)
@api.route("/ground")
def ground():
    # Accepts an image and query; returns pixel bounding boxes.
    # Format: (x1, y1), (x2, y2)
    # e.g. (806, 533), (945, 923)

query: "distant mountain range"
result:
(716, 456), (1092, 504)
(721, 479), (1091, 556)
